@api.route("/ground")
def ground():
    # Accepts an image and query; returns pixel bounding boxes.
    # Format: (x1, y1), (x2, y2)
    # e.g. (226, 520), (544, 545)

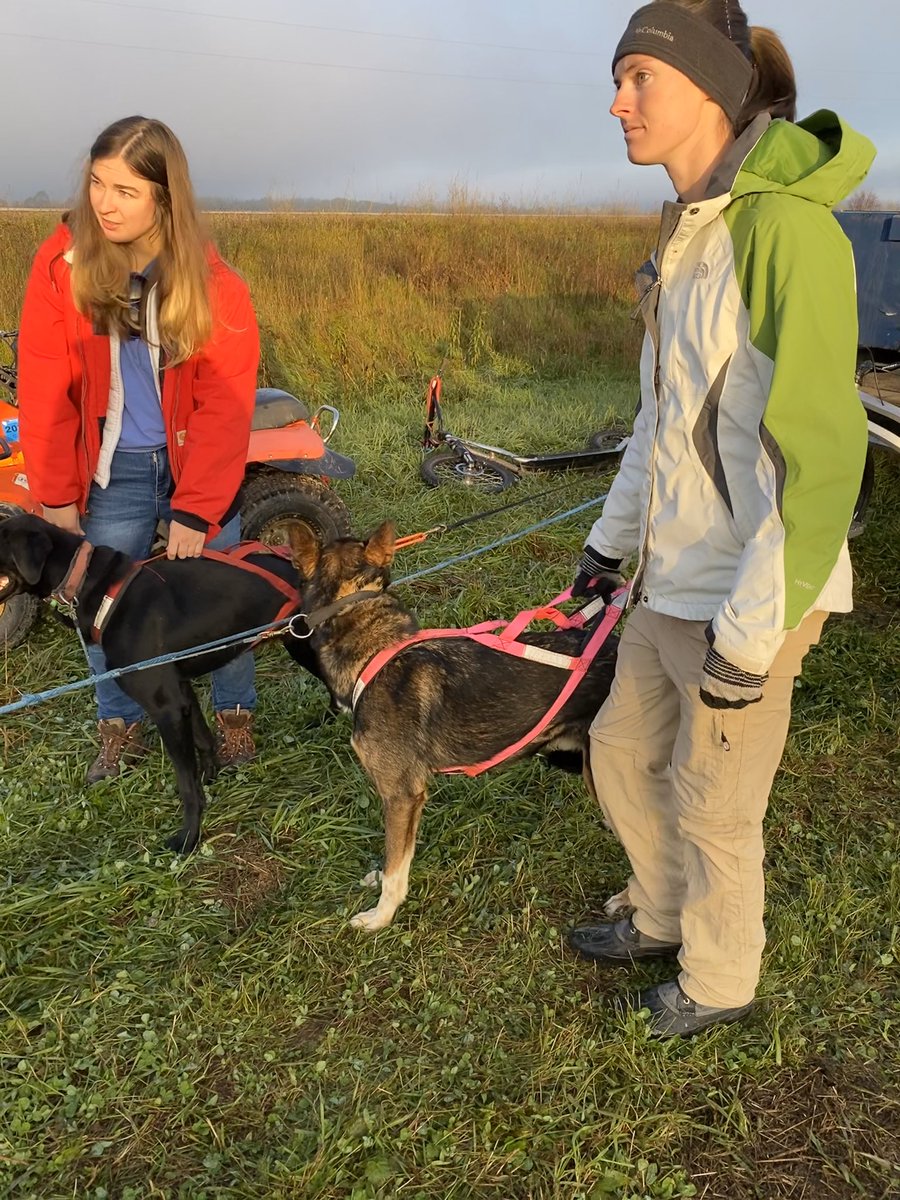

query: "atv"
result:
(0, 330), (354, 647)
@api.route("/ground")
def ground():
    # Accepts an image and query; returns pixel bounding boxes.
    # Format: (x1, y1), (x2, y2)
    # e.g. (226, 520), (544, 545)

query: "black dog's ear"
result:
(288, 524), (321, 581)
(8, 527), (54, 585)
(363, 521), (396, 568)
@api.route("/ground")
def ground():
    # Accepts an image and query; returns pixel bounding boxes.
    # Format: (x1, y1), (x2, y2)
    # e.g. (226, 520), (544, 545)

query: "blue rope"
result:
(393, 493), (607, 585)
(0, 493), (607, 717)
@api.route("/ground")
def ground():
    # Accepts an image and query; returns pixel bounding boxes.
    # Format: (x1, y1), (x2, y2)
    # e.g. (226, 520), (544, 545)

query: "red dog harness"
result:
(56, 540), (300, 644)
(350, 585), (627, 777)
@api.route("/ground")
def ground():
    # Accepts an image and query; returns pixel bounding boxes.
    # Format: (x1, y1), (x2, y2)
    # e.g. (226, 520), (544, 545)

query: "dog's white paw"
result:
(360, 869), (382, 889)
(350, 906), (392, 932)
(603, 887), (633, 919)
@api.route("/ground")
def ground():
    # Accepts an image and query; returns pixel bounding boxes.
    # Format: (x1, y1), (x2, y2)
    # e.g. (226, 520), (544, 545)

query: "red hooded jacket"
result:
(17, 224), (260, 534)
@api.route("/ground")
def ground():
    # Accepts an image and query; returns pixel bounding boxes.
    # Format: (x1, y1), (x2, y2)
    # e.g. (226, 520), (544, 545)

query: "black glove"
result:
(699, 645), (767, 709)
(572, 546), (624, 602)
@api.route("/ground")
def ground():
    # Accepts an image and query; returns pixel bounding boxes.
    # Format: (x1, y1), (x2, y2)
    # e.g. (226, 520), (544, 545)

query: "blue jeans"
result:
(81, 447), (256, 723)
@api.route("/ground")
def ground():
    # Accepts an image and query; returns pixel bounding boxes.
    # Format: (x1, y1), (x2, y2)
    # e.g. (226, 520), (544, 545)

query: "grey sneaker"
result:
(623, 978), (754, 1039)
(86, 718), (148, 785)
(568, 915), (681, 964)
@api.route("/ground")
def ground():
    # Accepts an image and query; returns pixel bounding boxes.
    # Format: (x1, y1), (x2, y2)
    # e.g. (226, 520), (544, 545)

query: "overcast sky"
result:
(2, 0), (898, 207)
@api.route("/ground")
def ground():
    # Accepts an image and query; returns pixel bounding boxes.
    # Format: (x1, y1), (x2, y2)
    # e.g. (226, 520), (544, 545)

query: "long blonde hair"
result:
(69, 116), (212, 365)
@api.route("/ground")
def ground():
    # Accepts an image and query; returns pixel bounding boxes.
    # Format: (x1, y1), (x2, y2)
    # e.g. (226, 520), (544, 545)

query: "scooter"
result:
(0, 330), (356, 647)
(419, 373), (629, 493)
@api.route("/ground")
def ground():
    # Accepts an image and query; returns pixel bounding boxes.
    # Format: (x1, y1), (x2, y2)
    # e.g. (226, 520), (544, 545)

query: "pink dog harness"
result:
(350, 585), (628, 777)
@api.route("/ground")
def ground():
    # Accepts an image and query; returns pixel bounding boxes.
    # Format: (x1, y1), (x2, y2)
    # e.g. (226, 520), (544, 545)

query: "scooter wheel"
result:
(587, 428), (629, 454)
(420, 448), (518, 493)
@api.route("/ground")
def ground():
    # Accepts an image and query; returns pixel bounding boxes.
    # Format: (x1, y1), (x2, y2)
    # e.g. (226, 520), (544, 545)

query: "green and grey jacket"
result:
(586, 111), (875, 675)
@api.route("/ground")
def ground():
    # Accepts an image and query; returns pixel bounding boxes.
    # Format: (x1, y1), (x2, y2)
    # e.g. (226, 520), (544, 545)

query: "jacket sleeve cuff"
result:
(709, 615), (784, 677)
(169, 509), (211, 535)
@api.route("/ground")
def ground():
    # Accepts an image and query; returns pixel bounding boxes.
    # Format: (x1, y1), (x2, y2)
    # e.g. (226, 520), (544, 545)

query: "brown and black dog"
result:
(0, 513), (321, 853)
(289, 521), (619, 930)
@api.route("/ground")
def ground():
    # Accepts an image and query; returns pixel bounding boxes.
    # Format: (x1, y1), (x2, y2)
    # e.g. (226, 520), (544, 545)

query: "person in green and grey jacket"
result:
(567, 0), (875, 1037)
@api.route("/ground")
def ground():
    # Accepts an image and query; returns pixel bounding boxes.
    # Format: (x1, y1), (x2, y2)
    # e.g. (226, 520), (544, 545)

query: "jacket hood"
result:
(732, 110), (876, 208)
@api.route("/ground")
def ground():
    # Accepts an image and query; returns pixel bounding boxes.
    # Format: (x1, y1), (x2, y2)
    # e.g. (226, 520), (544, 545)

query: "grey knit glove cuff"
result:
(699, 647), (767, 709)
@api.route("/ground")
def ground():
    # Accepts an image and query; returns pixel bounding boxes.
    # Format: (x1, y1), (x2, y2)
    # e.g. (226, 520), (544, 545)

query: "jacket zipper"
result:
(76, 335), (91, 509)
(630, 277), (660, 321)
(630, 263), (668, 600)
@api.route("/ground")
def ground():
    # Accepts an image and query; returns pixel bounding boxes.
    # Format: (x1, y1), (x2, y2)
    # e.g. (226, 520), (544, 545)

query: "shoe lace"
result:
(219, 715), (254, 758)
(98, 724), (131, 769)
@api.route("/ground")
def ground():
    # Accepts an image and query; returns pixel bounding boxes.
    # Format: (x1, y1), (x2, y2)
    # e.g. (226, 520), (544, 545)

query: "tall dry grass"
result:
(0, 211), (653, 399)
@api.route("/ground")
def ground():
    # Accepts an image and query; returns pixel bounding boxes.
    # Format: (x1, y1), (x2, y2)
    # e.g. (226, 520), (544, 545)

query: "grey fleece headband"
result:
(613, 2), (754, 125)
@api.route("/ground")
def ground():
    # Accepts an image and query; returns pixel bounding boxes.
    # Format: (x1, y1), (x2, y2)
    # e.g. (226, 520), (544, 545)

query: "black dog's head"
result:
(0, 514), (57, 600)
(289, 521), (396, 611)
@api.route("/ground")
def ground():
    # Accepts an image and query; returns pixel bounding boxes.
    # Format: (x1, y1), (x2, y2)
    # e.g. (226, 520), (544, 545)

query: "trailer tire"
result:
(848, 447), (876, 539)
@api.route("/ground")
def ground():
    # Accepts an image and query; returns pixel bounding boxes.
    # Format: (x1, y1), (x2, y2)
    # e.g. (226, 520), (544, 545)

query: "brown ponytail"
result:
(652, 1), (797, 132)
(741, 26), (797, 128)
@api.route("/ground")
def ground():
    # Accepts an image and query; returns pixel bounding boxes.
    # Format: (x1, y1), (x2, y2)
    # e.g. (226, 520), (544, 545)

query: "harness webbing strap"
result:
(447, 592), (625, 776)
(89, 540), (301, 644)
(350, 586), (627, 774)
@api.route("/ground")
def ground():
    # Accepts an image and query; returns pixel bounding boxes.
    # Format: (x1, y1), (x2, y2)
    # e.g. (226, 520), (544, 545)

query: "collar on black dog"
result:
(52, 540), (95, 606)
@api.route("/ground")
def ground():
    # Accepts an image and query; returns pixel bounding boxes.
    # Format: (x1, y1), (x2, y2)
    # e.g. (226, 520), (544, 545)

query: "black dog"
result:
(0, 513), (318, 853)
(289, 521), (619, 931)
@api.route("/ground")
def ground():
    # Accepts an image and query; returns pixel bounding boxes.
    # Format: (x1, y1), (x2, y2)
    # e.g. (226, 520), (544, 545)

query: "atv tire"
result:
(240, 474), (352, 548)
(0, 594), (39, 649)
(0, 502), (40, 648)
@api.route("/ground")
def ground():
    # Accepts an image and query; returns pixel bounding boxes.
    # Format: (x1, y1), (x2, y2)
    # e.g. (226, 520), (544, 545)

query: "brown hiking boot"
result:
(86, 718), (148, 785)
(215, 707), (256, 767)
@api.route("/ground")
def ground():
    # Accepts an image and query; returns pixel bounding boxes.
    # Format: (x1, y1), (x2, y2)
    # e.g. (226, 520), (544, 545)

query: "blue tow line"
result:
(0, 494), (607, 718)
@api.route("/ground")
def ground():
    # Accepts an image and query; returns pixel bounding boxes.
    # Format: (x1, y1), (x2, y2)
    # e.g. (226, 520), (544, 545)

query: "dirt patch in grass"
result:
(205, 831), (285, 926)
(686, 1058), (900, 1199)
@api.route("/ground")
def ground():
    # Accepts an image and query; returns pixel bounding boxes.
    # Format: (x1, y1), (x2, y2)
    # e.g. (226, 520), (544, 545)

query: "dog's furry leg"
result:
(350, 784), (427, 932)
(186, 689), (218, 784)
(147, 685), (207, 854)
(581, 739), (597, 804)
(603, 887), (634, 918)
(580, 736), (633, 918)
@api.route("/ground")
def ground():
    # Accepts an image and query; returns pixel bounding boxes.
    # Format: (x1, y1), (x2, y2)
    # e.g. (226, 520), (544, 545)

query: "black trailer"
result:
(835, 210), (900, 533)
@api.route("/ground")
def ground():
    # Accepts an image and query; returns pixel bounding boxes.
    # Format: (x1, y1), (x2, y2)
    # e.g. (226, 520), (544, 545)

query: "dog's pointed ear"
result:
(288, 525), (321, 581)
(9, 527), (53, 585)
(363, 521), (396, 568)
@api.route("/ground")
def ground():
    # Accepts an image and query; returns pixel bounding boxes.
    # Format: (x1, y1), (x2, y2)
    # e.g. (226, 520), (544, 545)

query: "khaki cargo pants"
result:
(588, 603), (827, 1009)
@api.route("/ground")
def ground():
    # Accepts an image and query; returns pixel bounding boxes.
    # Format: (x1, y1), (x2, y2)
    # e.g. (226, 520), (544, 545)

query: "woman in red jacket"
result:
(18, 115), (261, 783)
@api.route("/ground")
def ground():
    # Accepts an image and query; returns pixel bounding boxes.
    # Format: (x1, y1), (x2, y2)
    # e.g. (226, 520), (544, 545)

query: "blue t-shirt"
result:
(117, 267), (166, 452)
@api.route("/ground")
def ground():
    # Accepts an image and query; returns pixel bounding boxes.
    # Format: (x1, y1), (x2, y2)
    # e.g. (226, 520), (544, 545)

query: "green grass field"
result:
(0, 212), (898, 1199)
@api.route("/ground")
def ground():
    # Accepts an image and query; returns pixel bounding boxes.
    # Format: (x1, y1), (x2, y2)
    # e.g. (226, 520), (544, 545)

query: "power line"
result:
(3, 30), (606, 88)
(69, 0), (606, 59)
